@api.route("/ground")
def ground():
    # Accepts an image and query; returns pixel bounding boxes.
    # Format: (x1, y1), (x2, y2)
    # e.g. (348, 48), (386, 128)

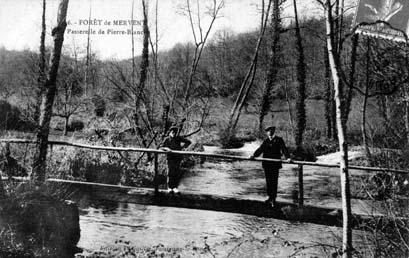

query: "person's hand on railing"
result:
(285, 158), (292, 163)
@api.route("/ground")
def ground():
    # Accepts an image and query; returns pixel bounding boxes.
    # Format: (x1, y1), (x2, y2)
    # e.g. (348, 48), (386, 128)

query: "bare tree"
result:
(226, 0), (272, 140)
(84, 4), (92, 95)
(361, 38), (372, 161)
(319, 0), (352, 256)
(144, 0), (223, 139)
(312, 3), (364, 253)
(180, 0), (224, 107)
(324, 46), (335, 139)
(32, 0), (69, 183)
(405, 85), (409, 147)
(293, 0), (307, 152)
(135, 0), (150, 116)
(134, 0), (151, 149)
(104, 61), (151, 148)
(34, 0), (47, 123)
(354, 37), (408, 160)
(103, 0), (221, 152)
(102, 0), (152, 151)
(53, 58), (84, 136)
(258, 0), (281, 133)
(321, 0), (358, 139)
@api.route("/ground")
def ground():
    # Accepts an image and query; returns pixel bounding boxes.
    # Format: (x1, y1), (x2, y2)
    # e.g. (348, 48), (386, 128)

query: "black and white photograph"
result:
(0, 0), (408, 257)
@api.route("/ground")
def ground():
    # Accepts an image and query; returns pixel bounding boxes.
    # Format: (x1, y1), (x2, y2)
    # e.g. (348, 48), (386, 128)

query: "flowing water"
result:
(75, 142), (392, 257)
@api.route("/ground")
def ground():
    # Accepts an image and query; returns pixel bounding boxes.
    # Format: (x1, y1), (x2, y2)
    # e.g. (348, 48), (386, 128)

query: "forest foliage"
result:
(0, 15), (408, 160)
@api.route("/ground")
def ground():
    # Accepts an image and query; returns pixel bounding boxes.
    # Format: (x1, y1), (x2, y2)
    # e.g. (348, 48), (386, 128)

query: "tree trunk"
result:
(0, 143), (8, 198)
(378, 95), (390, 134)
(226, 0), (272, 138)
(85, 4), (92, 95)
(336, 0), (345, 53)
(324, 47), (332, 138)
(324, 46), (337, 140)
(406, 101), (409, 147)
(0, 176), (4, 199)
(332, 93), (337, 140)
(361, 90), (371, 163)
(293, 0), (306, 150)
(32, 0), (69, 183)
(324, 1), (352, 256)
(258, 0), (281, 133)
(63, 115), (69, 136)
(341, 34), (358, 127)
(131, 0), (136, 98)
(34, 0), (47, 124)
(284, 78), (295, 138)
(135, 0), (150, 111)
(362, 38), (371, 162)
(404, 85), (409, 147)
(132, 0), (150, 151)
(161, 104), (170, 137)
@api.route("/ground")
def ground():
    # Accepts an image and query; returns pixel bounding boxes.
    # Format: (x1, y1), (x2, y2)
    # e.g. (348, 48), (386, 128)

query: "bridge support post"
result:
(154, 153), (159, 194)
(298, 164), (304, 206)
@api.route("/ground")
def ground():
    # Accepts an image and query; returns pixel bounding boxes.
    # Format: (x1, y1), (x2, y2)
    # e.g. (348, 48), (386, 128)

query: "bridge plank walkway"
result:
(47, 179), (379, 230)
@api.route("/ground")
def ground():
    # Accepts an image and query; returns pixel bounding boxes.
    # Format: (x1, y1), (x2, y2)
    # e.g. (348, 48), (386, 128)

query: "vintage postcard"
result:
(0, 0), (408, 257)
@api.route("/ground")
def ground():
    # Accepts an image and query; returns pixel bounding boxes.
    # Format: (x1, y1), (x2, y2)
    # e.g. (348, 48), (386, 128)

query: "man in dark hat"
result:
(160, 126), (191, 193)
(250, 126), (291, 207)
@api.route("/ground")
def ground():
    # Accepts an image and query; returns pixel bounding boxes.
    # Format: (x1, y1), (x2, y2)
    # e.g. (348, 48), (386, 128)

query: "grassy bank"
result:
(0, 183), (80, 257)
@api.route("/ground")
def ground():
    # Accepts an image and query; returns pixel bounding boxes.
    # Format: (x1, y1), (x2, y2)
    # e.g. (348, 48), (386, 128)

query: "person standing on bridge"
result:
(160, 126), (191, 194)
(250, 126), (291, 208)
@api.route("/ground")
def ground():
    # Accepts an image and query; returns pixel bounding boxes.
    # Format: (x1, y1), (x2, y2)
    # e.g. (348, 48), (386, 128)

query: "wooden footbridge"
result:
(1, 138), (408, 230)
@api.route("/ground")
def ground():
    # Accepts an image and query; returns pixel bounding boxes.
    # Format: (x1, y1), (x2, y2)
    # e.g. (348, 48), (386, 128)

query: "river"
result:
(75, 142), (386, 257)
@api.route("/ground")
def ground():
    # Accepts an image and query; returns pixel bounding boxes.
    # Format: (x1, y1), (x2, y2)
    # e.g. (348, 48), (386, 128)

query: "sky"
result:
(0, 0), (356, 60)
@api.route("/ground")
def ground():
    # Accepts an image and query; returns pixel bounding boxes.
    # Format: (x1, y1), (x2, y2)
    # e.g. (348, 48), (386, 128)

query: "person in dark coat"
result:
(160, 126), (191, 193)
(250, 126), (291, 207)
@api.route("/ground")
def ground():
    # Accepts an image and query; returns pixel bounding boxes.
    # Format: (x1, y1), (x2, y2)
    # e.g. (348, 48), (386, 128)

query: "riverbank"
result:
(0, 184), (81, 257)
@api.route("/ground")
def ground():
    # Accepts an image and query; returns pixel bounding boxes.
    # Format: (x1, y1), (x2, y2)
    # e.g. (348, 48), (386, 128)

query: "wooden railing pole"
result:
(1, 138), (409, 174)
(298, 164), (304, 206)
(154, 153), (158, 194)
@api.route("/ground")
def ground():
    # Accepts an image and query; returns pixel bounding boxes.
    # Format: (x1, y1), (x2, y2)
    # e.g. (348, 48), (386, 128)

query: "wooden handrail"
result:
(1, 138), (408, 174)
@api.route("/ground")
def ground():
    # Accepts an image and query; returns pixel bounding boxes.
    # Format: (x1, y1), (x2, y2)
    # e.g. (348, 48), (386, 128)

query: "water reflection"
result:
(78, 201), (267, 252)
(77, 199), (354, 257)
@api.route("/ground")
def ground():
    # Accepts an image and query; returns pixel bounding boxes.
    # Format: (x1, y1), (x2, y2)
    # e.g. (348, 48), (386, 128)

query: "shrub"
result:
(218, 127), (244, 148)
(346, 129), (363, 146)
(358, 180), (409, 257)
(68, 119), (84, 132)
(290, 145), (317, 162)
(358, 149), (409, 199)
(68, 149), (122, 184)
(303, 127), (323, 142)
(181, 141), (206, 168)
(122, 168), (155, 187)
(92, 94), (106, 117)
(309, 139), (338, 156)
(0, 100), (33, 131)
(46, 145), (158, 188)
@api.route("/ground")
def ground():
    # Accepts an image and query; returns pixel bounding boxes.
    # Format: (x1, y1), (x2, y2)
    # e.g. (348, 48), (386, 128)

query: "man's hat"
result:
(169, 126), (179, 132)
(265, 126), (276, 132)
